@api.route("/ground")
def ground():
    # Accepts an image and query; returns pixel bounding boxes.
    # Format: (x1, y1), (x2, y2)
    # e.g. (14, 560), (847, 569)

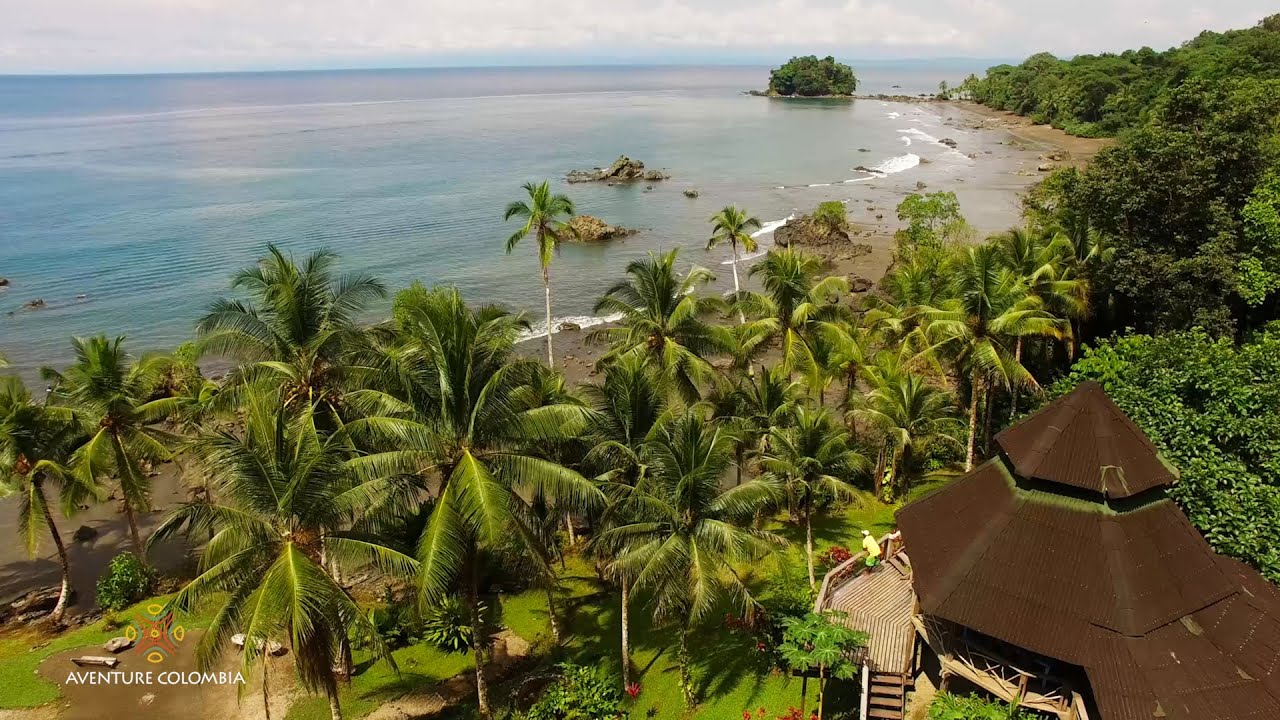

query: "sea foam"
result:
(519, 312), (625, 342)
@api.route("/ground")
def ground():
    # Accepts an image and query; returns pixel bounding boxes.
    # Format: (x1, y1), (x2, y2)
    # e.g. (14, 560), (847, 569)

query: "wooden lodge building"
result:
(815, 381), (1280, 720)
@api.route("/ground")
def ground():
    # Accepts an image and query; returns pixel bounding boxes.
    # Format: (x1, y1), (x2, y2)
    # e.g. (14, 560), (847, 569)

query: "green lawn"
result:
(0, 595), (217, 709)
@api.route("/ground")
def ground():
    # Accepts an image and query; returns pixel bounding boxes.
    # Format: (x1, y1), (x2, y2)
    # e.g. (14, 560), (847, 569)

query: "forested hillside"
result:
(964, 15), (1280, 339)
(960, 15), (1280, 136)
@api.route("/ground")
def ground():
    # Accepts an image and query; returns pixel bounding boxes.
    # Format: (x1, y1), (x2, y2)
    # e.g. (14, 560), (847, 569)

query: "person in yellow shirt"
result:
(862, 530), (881, 567)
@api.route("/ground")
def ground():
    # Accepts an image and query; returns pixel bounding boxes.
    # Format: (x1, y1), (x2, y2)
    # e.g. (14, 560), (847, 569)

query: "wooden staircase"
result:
(866, 671), (908, 720)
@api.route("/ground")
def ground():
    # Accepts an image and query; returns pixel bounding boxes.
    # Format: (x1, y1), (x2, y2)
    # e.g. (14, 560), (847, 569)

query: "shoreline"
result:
(524, 99), (1109, 386)
(0, 96), (1108, 612)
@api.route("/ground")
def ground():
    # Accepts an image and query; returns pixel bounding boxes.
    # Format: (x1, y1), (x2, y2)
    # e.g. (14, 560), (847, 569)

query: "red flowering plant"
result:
(819, 545), (852, 568)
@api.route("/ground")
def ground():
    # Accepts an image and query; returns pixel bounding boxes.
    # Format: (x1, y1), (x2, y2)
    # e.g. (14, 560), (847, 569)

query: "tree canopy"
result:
(767, 56), (858, 97)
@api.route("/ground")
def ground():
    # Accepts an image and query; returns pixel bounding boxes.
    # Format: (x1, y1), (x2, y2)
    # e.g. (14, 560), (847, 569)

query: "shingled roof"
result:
(898, 383), (1280, 720)
(995, 380), (1178, 499)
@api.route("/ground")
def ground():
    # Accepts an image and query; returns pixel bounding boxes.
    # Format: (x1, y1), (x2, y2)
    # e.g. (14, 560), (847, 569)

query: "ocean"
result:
(0, 63), (998, 378)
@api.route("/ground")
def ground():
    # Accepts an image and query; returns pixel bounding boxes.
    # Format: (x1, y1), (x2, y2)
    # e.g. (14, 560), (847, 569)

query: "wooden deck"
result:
(822, 553), (916, 675)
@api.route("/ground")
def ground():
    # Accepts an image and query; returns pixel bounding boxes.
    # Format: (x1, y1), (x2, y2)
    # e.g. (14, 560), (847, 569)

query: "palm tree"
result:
(851, 359), (962, 499)
(994, 226), (1089, 417)
(504, 180), (577, 368)
(819, 323), (872, 407)
(151, 394), (415, 720)
(918, 245), (1064, 470)
(716, 365), (803, 486)
(739, 247), (849, 380)
(195, 245), (385, 424)
(0, 378), (89, 624)
(861, 252), (951, 349)
(43, 336), (180, 556)
(589, 250), (729, 403)
(596, 409), (781, 707)
(351, 284), (601, 718)
(759, 406), (869, 588)
(707, 205), (761, 322)
(580, 353), (667, 689)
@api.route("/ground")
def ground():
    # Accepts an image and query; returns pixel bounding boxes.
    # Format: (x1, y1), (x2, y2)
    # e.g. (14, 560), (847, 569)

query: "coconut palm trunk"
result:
(36, 479), (72, 623)
(730, 243), (746, 324)
(966, 372), (983, 471)
(678, 627), (695, 706)
(122, 503), (143, 557)
(327, 688), (343, 720)
(1009, 337), (1024, 421)
(262, 660), (272, 720)
(620, 578), (632, 688)
(804, 503), (816, 589)
(542, 261), (555, 367)
(470, 559), (492, 720)
(545, 584), (562, 644)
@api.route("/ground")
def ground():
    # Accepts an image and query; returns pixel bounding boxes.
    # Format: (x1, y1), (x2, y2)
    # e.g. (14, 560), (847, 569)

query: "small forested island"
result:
(762, 55), (858, 96)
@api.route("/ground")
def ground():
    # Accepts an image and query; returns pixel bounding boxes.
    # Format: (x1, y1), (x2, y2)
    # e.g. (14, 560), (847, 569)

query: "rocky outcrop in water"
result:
(566, 215), (638, 242)
(567, 155), (670, 184)
(773, 215), (874, 264)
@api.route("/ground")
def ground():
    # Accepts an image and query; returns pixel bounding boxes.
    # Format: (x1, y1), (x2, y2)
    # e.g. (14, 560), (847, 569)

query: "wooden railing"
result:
(915, 615), (1078, 718)
(813, 532), (904, 613)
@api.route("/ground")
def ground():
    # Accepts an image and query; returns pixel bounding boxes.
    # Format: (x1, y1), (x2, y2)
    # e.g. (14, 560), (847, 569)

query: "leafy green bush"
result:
(813, 202), (848, 236)
(365, 603), (422, 649)
(422, 596), (490, 653)
(526, 662), (625, 720)
(95, 552), (152, 611)
(768, 56), (857, 96)
(928, 692), (1033, 719)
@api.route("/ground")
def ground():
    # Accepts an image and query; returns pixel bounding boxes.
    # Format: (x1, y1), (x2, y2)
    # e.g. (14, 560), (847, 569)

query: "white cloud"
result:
(0, 0), (1274, 72)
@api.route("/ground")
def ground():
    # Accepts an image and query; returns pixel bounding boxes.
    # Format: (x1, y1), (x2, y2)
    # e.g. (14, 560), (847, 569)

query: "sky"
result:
(0, 0), (1274, 74)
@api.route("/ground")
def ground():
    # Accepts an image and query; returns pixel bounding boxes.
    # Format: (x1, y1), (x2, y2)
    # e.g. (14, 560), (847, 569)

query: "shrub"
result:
(365, 603), (421, 649)
(95, 552), (152, 611)
(526, 662), (625, 720)
(928, 692), (1034, 719)
(422, 595), (491, 653)
(819, 545), (853, 568)
(813, 202), (848, 235)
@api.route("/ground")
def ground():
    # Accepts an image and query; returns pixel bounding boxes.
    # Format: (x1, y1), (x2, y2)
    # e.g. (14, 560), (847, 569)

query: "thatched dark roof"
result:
(898, 383), (1280, 720)
(996, 380), (1177, 499)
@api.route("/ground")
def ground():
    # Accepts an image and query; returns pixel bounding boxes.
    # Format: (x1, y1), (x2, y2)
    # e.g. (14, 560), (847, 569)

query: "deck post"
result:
(859, 662), (870, 720)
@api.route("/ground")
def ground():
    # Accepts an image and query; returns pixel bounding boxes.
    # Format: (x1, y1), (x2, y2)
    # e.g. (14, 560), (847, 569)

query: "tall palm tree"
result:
(739, 247), (849, 379)
(0, 378), (89, 624)
(580, 353), (667, 689)
(43, 336), (179, 556)
(351, 284), (601, 718)
(596, 409), (781, 707)
(707, 206), (761, 322)
(589, 250), (729, 403)
(195, 245), (386, 424)
(851, 359), (962, 499)
(759, 406), (868, 588)
(151, 395), (415, 720)
(504, 180), (577, 368)
(918, 245), (1064, 470)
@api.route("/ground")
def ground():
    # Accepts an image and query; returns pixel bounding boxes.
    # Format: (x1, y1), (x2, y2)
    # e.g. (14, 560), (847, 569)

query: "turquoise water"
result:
(0, 64), (990, 376)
